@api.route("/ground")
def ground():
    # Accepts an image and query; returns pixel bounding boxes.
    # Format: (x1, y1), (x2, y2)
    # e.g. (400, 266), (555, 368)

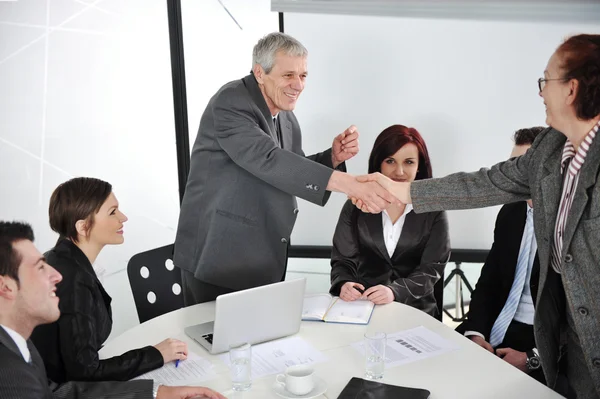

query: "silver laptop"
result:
(184, 278), (306, 354)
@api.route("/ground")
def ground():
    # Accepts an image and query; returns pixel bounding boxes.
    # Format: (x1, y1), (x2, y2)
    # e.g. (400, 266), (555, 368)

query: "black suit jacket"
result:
(456, 202), (540, 338)
(330, 200), (450, 317)
(31, 239), (162, 383)
(0, 327), (152, 399)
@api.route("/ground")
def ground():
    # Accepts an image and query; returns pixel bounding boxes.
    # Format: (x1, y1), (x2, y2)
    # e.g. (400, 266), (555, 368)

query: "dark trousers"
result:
(498, 319), (545, 384)
(181, 270), (235, 306)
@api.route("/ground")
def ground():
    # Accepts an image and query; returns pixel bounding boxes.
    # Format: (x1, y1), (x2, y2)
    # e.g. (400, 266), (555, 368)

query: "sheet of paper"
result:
(219, 336), (328, 379)
(325, 298), (373, 324)
(352, 326), (459, 368)
(133, 351), (217, 385)
(302, 293), (333, 320)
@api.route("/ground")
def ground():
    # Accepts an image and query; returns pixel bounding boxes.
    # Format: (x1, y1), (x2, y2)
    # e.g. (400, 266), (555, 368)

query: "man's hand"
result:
(327, 171), (395, 213)
(346, 178), (395, 213)
(496, 347), (528, 373)
(352, 173), (411, 212)
(157, 385), (226, 399)
(362, 285), (394, 305)
(332, 125), (360, 168)
(468, 335), (494, 353)
(340, 282), (365, 302)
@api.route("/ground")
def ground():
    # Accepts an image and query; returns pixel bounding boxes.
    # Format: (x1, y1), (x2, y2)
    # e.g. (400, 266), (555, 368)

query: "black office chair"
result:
(127, 244), (184, 323)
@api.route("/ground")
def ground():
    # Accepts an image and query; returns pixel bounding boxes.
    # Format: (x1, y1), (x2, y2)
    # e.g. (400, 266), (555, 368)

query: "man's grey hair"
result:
(252, 32), (307, 74)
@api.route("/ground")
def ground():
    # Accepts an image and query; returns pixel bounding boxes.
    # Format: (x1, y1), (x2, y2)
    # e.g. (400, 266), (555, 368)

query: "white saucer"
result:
(273, 376), (328, 399)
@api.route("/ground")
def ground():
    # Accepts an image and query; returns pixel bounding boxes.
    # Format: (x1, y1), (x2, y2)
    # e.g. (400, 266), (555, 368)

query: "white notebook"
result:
(302, 293), (375, 325)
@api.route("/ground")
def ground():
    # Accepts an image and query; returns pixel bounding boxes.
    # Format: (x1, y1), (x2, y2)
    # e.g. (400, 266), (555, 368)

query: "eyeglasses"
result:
(537, 77), (565, 92)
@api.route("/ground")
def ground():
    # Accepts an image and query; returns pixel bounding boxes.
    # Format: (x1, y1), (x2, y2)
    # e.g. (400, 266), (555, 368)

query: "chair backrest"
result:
(127, 244), (184, 323)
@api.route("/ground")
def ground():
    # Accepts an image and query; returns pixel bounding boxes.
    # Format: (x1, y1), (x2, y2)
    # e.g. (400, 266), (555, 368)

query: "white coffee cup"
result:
(275, 365), (315, 396)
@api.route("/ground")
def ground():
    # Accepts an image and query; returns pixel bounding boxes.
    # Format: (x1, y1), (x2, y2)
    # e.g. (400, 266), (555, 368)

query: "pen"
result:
(175, 359), (180, 368)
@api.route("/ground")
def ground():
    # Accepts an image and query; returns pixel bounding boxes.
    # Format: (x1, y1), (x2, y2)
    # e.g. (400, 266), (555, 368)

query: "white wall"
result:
(182, 0), (278, 144)
(285, 12), (600, 250)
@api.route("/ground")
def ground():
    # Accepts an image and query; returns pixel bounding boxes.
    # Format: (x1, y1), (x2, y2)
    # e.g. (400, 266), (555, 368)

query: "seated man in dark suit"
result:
(0, 221), (224, 399)
(456, 126), (545, 382)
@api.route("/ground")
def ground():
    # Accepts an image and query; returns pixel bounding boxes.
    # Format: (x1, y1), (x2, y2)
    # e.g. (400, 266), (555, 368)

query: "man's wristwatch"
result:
(526, 349), (541, 371)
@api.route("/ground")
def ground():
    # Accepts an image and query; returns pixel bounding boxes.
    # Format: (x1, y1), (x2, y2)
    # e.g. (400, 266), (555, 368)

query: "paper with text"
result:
(352, 326), (459, 368)
(219, 336), (328, 379)
(132, 351), (217, 385)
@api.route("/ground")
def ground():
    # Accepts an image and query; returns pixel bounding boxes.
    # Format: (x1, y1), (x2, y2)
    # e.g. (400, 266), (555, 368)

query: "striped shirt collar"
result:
(560, 121), (600, 175)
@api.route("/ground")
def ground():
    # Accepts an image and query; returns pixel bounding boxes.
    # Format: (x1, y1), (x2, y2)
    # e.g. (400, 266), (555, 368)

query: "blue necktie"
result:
(489, 209), (534, 348)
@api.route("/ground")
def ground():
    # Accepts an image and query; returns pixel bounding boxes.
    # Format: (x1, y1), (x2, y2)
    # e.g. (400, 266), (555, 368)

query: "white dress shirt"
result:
(1, 324), (30, 363)
(382, 204), (413, 258)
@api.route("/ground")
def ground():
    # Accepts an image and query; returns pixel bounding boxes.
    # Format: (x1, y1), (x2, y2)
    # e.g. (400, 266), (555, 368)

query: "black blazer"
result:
(330, 200), (451, 317)
(31, 239), (163, 383)
(0, 327), (152, 399)
(456, 202), (540, 337)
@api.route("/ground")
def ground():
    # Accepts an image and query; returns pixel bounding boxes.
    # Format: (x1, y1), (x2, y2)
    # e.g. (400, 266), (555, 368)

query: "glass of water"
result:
(364, 332), (386, 380)
(229, 342), (252, 391)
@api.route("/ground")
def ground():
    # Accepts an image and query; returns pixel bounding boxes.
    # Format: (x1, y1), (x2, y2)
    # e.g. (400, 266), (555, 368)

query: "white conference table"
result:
(100, 300), (563, 399)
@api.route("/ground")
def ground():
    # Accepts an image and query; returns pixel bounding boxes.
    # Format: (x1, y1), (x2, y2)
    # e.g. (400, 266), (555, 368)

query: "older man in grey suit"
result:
(0, 221), (224, 399)
(174, 32), (394, 304)
(358, 34), (600, 398)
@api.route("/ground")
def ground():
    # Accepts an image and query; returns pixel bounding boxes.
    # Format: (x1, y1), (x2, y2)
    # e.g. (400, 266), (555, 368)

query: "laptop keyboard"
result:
(202, 334), (213, 344)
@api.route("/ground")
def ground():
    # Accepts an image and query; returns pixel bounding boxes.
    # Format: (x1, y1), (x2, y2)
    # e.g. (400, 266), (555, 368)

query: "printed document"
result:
(352, 326), (459, 368)
(133, 351), (216, 385)
(219, 336), (328, 379)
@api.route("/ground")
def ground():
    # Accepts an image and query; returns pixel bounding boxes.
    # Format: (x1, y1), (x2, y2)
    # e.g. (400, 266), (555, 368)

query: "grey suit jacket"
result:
(0, 327), (152, 399)
(174, 73), (342, 290)
(411, 127), (600, 393)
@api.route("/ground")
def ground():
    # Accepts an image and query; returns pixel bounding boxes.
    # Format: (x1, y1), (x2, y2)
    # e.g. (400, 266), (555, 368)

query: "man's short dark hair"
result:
(513, 126), (546, 146)
(0, 221), (34, 283)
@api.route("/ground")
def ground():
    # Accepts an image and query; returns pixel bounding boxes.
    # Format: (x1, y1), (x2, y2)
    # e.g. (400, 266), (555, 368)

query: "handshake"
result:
(345, 172), (412, 213)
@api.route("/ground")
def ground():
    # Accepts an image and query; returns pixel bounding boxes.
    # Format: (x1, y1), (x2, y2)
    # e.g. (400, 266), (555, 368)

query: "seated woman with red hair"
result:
(330, 125), (450, 318)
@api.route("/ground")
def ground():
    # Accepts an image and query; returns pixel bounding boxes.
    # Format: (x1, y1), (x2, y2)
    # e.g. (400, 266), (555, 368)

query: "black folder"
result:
(337, 377), (431, 399)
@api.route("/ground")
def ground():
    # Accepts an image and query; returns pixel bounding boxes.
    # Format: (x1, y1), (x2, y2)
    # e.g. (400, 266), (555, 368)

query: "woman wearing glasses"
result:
(358, 34), (600, 398)
(330, 125), (450, 318)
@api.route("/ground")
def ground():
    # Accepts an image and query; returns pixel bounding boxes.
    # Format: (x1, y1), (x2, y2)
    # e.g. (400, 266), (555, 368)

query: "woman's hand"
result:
(350, 173), (411, 212)
(340, 282), (365, 301)
(362, 285), (394, 305)
(154, 338), (188, 364)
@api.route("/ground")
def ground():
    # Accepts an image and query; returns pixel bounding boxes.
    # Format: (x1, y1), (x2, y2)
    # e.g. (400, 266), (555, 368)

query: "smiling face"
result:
(540, 51), (574, 132)
(86, 192), (128, 246)
(12, 240), (62, 326)
(380, 143), (420, 183)
(253, 51), (307, 115)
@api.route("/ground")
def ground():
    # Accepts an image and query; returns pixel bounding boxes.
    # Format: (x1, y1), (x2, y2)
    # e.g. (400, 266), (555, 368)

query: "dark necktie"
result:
(273, 117), (282, 148)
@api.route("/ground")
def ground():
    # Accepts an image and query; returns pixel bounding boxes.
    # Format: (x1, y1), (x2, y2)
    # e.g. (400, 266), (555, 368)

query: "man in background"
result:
(456, 126), (546, 382)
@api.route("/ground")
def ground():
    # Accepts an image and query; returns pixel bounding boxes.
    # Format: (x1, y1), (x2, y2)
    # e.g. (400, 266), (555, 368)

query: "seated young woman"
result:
(31, 177), (187, 382)
(330, 125), (450, 317)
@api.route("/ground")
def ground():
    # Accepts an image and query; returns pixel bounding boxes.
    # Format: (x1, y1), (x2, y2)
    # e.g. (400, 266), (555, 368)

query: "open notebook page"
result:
(325, 298), (374, 324)
(302, 293), (335, 320)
